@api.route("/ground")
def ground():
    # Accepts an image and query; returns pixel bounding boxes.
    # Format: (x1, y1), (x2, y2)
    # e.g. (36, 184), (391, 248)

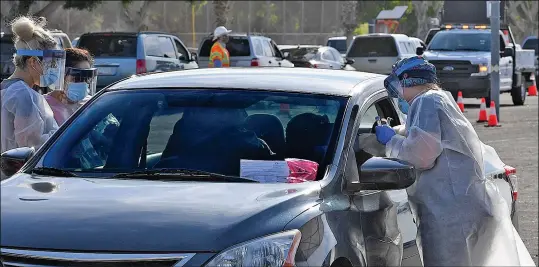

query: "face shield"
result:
(65, 67), (98, 96)
(17, 49), (66, 91)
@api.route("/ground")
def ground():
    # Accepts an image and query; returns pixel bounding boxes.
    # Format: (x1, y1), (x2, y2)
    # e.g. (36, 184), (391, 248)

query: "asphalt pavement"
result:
(463, 93), (538, 265)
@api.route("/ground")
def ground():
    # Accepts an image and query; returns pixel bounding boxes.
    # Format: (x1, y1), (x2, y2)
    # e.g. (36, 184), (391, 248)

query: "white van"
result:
(346, 33), (417, 74)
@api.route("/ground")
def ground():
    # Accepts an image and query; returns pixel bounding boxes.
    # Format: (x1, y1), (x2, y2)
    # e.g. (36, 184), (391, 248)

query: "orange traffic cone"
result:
(457, 91), (465, 112)
(485, 101), (501, 127)
(477, 98), (488, 123)
(528, 73), (537, 96)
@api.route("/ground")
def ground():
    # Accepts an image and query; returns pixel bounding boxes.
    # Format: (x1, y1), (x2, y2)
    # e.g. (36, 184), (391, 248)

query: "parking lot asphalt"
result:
(463, 93), (538, 265)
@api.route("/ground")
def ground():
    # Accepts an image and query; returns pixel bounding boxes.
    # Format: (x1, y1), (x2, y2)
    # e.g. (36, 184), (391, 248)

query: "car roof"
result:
(109, 68), (384, 96)
(356, 33), (410, 40)
(327, 36), (357, 40)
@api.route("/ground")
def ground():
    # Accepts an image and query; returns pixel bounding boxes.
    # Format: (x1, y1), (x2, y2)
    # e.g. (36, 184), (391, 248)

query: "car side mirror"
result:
(345, 58), (355, 65)
(190, 52), (198, 62)
(1, 147), (35, 177)
(344, 157), (416, 193)
(502, 47), (514, 57)
(416, 46), (425, 56)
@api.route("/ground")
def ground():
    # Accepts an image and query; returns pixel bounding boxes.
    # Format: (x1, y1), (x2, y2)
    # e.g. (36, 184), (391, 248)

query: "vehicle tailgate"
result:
(516, 49), (536, 72)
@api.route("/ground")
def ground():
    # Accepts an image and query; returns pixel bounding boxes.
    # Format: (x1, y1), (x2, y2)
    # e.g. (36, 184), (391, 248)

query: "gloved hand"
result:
(375, 125), (396, 145)
(392, 124), (407, 136)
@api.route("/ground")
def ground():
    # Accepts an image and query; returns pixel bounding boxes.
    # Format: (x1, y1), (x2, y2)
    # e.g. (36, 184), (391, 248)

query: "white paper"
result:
(240, 160), (290, 183)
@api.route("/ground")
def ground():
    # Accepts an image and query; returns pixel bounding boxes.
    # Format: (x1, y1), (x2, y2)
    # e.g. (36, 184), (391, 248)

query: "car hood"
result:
(424, 50), (491, 64)
(1, 174), (321, 252)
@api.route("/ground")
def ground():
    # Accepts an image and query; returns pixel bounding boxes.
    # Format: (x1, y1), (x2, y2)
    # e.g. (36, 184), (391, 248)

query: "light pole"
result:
(489, 0), (501, 120)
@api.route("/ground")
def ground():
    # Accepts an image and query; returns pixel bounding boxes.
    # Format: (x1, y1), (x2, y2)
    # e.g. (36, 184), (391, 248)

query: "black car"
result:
(1, 68), (418, 266)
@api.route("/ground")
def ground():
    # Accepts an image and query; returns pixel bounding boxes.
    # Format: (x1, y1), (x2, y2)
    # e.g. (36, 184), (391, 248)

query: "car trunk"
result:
(347, 36), (399, 75)
(198, 36), (252, 68)
(1, 35), (15, 81)
(77, 34), (138, 89)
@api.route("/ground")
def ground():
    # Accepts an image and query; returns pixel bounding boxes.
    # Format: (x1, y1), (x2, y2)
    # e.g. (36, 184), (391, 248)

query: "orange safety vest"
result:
(208, 42), (230, 68)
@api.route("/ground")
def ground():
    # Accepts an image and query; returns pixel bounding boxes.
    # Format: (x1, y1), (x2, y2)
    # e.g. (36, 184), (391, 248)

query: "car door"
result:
(346, 93), (418, 266)
(270, 40), (291, 67)
(328, 47), (346, 69)
(320, 49), (339, 69)
(499, 35), (513, 90)
(145, 35), (180, 73)
(172, 37), (198, 69)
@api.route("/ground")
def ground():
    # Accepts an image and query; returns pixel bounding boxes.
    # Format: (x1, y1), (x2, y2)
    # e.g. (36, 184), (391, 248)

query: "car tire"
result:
(511, 78), (526, 106)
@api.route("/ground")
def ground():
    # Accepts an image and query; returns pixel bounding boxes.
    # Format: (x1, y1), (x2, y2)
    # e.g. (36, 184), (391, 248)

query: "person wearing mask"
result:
(1, 16), (63, 153)
(44, 48), (97, 125)
(374, 56), (534, 266)
(208, 26), (231, 68)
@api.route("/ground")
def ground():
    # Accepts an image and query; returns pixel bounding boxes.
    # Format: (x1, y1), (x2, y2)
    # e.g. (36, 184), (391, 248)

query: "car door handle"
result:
(278, 62), (281, 66)
(269, 61), (272, 64)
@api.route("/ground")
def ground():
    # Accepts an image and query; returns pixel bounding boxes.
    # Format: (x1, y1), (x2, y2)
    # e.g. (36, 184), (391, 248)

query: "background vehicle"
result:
(76, 31), (198, 90)
(197, 33), (294, 68)
(326, 36), (357, 57)
(50, 30), (72, 49)
(522, 36), (538, 76)
(71, 36), (80, 47)
(424, 28), (440, 46)
(346, 33), (417, 74)
(279, 45), (355, 70)
(423, 1), (536, 106)
(409, 37), (426, 54)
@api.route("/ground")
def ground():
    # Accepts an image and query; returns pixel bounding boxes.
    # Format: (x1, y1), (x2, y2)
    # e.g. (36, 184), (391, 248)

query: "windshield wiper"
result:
(31, 167), (79, 177)
(111, 168), (259, 183)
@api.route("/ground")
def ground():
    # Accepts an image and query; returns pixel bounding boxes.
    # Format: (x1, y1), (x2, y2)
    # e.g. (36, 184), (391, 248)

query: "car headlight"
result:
(205, 230), (301, 267)
(472, 63), (489, 76)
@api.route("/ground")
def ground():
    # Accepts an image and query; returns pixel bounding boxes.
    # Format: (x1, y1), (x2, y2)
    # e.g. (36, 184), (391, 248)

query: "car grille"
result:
(1, 248), (194, 267)
(429, 60), (479, 79)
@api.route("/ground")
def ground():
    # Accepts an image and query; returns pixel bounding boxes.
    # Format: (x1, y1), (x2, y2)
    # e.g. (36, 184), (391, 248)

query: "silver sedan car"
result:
(279, 45), (356, 70)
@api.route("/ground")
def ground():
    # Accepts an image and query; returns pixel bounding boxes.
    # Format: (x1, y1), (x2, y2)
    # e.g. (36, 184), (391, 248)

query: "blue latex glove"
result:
(375, 125), (396, 145)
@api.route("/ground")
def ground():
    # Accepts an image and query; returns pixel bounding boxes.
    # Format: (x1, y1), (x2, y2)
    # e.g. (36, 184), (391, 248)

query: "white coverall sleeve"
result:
(8, 88), (56, 149)
(385, 95), (443, 170)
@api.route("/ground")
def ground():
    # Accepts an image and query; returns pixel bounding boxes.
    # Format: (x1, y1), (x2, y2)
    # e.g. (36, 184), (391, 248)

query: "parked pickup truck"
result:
(423, 25), (536, 106)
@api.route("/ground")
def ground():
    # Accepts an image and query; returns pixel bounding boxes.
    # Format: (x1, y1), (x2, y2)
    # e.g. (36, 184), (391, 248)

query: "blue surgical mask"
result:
(398, 98), (409, 114)
(66, 82), (88, 102)
(39, 68), (59, 87)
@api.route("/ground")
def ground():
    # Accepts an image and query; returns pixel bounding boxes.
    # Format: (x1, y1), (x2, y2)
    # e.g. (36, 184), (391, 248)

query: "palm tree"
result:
(212, 0), (232, 27)
(340, 0), (358, 48)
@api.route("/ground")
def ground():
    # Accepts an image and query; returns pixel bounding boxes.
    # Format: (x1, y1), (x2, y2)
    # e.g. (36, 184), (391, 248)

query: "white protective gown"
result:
(385, 89), (535, 266)
(1, 80), (58, 153)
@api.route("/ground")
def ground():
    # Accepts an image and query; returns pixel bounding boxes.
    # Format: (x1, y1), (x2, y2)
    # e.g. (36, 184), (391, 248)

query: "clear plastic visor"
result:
(384, 72), (403, 99)
(17, 49), (66, 91)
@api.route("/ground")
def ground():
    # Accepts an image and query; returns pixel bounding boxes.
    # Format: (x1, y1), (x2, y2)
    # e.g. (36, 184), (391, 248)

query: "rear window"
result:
(78, 35), (137, 58)
(327, 39), (347, 54)
(522, 38), (538, 55)
(348, 36), (398, 57)
(199, 36), (251, 57)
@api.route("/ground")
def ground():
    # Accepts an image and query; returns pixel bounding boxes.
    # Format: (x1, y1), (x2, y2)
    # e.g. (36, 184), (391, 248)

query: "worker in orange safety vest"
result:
(209, 26), (231, 68)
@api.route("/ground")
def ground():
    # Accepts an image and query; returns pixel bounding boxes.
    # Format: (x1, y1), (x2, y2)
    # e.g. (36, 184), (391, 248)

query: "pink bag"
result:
(285, 158), (319, 183)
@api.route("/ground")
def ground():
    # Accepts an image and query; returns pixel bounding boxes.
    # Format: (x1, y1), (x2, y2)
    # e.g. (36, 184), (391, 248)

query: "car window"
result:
(398, 42), (409, 54)
(429, 32), (493, 52)
(329, 48), (344, 64)
(144, 36), (162, 57)
(54, 37), (63, 49)
(78, 35), (137, 58)
(253, 39), (264, 56)
(1, 38), (15, 58)
(158, 36), (176, 58)
(327, 39), (347, 54)
(522, 38), (538, 55)
(199, 37), (251, 57)
(321, 50), (335, 61)
(173, 39), (188, 59)
(42, 89), (348, 182)
(348, 36), (398, 57)
(262, 39), (274, 57)
(280, 47), (318, 61)
(270, 41), (284, 58)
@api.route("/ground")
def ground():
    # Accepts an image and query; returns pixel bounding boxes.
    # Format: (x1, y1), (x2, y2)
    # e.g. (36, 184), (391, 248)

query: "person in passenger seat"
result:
(156, 107), (273, 175)
(286, 113), (331, 164)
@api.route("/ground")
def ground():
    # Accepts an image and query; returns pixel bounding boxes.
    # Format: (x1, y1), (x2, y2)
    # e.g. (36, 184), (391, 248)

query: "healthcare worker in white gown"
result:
(1, 16), (62, 153)
(375, 56), (535, 266)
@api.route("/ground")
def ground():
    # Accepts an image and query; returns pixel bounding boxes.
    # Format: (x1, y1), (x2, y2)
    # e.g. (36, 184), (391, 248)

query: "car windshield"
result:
(327, 39), (347, 54)
(428, 32), (491, 52)
(77, 35), (137, 57)
(41, 89), (347, 181)
(281, 47), (319, 61)
(522, 38), (538, 55)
